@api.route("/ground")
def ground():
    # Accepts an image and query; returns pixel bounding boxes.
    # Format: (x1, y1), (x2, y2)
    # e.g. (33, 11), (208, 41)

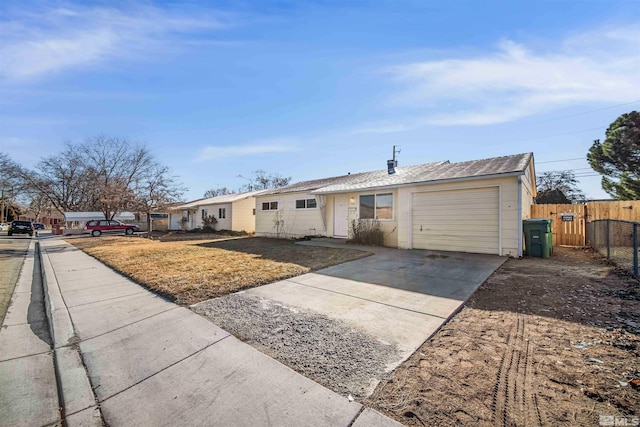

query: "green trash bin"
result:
(523, 218), (553, 258)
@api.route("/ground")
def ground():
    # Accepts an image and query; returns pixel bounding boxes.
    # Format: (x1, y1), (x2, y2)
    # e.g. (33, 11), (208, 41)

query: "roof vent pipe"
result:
(387, 145), (400, 174)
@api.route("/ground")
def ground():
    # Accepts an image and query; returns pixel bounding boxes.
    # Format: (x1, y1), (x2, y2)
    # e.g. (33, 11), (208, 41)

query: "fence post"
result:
(634, 223), (638, 277)
(606, 219), (610, 260)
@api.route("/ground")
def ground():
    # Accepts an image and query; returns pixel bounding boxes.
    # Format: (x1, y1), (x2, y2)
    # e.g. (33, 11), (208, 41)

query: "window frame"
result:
(261, 201), (279, 211)
(358, 193), (394, 221)
(218, 208), (226, 219)
(295, 198), (318, 209)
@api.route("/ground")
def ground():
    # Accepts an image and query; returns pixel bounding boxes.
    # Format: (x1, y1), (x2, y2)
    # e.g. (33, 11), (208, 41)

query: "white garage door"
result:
(411, 187), (500, 255)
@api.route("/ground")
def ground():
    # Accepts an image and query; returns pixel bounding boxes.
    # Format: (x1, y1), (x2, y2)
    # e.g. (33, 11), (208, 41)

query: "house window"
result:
(262, 201), (278, 211)
(201, 209), (208, 219)
(359, 193), (393, 220)
(218, 208), (226, 219)
(253, 208), (256, 215)
(295, 198), (317, 209)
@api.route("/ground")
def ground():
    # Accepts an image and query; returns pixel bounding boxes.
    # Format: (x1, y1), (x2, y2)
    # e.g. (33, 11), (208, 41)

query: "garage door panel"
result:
(414, 219), (499, 227)
(420, 239), (491, 253)
(413, 213), (497, 221)
(413, 227), (498, 240)
(411, 187), (500, 255)
(413, 198), (499, 206)
(412, 192), (498, 203)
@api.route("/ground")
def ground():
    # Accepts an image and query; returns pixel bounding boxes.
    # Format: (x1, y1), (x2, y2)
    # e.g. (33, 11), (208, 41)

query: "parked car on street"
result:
(0, 223), (9, 231)
(83, 220), (140, 237)
(33, 222), (46, 230)
(8, 220), (34, 237)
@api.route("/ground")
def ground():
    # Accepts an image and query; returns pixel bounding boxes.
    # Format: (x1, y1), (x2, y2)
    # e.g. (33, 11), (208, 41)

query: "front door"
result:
(334, 197), (349, 238)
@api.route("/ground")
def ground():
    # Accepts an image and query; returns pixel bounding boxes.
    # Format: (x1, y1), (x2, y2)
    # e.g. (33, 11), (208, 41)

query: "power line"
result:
(537, 157), (585, 164)
(527, 100), (640, 124)
(504, 101), (640, 145)
(511, 126), (604, 144)
(537, 167), (591, 173)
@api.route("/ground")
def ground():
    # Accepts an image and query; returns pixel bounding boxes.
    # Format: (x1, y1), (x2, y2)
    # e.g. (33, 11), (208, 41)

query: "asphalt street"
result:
(0, 232), (31, 325)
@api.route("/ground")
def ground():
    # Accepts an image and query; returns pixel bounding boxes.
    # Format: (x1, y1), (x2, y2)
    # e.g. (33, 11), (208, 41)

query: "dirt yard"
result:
(367, 247), (640, 427)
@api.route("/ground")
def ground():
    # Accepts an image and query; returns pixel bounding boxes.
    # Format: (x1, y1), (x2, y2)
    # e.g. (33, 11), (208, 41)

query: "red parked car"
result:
(84, 220), (140, 237)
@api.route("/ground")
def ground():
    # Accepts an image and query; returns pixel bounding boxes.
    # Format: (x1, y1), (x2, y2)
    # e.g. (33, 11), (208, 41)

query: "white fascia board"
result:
(310, 171), (525, 195)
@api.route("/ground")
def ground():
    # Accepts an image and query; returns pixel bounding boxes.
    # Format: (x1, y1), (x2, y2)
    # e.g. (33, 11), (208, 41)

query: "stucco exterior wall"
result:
(521, 162), (535, 220)
(196, 203), (232, 230)
(231, 197), (257, 233)
(255, 192), (326, 238)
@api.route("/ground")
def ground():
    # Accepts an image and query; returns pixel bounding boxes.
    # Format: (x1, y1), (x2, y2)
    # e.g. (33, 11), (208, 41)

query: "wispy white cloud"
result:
(379, 23), (640, 126)
(0, 2), (232, 81)
(197, 139), (299, 161)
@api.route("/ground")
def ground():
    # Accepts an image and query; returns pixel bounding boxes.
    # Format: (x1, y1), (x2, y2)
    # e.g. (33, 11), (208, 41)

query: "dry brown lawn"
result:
(65, 236), (370, 305)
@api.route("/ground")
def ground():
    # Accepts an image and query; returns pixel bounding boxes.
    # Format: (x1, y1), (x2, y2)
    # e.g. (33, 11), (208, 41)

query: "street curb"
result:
(38, 239), (103, 426)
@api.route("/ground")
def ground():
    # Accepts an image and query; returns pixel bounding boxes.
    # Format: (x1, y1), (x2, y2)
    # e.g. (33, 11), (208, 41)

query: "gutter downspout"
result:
(518, 175), (523, 257)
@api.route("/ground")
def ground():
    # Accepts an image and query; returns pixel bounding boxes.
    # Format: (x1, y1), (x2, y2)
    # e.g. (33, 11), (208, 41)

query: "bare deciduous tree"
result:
(1, 152), (23, 222)
(132, 162), (185, 236)
(81, 136), (154, 220)
(22, 143), (92, 214)
(18, 137), (184, 223)
(240, 170), (291, 191)
(203, 187), (235, 198)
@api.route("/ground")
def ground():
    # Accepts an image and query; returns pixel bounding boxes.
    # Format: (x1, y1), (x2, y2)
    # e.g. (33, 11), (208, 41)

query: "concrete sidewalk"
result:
(0, 240), (60, 427)
(33, 236), (401, 426)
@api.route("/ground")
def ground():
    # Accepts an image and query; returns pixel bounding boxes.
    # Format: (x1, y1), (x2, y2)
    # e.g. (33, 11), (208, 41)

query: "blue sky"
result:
(1, 0), (639, 200)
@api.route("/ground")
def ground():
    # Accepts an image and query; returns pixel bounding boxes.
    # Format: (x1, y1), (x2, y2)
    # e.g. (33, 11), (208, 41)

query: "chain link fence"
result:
(586, 219), (639, 277)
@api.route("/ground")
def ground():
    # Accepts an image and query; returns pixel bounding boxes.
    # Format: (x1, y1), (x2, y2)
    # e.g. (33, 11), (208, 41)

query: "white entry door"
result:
(334, 197), (349, 238)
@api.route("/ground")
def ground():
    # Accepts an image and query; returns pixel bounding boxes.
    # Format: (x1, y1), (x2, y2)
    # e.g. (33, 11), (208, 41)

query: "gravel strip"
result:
(193, 293), (400, 400)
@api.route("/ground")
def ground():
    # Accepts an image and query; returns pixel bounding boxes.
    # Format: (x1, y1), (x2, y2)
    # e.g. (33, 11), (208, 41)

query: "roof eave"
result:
(175, 191), (267, 209)
(311, 171), (526, 195)
(256, 188), (319, 198)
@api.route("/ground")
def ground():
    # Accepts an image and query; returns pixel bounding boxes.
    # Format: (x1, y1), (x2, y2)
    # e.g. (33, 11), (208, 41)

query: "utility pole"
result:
(0, 188), (4, 223)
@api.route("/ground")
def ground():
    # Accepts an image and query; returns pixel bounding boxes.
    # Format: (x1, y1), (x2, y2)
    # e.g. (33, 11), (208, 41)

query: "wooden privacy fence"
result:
(530, 201), (640, 246)
(530, 204), (585, 246)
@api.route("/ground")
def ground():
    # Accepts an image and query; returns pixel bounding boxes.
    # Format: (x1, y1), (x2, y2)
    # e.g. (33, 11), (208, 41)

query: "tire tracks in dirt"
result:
(492, 313), (542, 426)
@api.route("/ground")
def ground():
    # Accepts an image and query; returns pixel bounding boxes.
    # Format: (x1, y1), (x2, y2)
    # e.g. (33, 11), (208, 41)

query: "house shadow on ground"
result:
(195, 237), (372, 271)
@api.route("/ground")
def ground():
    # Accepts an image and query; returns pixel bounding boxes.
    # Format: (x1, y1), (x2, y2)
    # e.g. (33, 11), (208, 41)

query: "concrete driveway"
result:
(244, 241), (506, 367)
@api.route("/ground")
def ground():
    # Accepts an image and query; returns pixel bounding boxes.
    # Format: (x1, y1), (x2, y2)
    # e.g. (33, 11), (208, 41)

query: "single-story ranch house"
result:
(255, 153), (536, 256)
(170, 190), (265, 233)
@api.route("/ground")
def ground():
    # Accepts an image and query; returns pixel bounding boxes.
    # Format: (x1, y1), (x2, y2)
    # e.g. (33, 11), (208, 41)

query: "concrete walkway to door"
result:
(244, 240), (507, 371)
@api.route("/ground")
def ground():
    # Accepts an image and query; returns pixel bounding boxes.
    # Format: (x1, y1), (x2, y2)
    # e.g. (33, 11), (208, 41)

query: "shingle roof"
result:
(175, 190), (267, 209)
(261, 153), (533, 196)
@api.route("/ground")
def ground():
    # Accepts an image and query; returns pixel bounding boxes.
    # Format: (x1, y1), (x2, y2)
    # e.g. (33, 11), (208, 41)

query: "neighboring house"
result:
(17, 208), (65, 227)
(170, 190), (265, 232)
(255, 153), (536, 257)
(63, 211), (135, 225)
